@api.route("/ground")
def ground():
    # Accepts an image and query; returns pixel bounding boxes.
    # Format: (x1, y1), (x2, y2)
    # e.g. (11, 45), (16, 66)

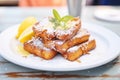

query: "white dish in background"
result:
(94, 7), (120, 22)
(0, 23), (120, 71)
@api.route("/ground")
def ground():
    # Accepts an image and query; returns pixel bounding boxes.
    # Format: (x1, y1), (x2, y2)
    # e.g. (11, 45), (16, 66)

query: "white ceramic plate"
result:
(0, 23), (120, 71)
(94, 7), (120, 22)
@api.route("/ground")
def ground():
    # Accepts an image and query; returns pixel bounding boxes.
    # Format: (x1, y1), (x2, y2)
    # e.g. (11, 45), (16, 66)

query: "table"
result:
(0, 6), (120, 80)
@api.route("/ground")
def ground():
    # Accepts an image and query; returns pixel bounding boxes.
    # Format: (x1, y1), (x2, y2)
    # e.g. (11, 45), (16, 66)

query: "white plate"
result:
(94, 7), (120, 22)
(0, 23), (120, 71)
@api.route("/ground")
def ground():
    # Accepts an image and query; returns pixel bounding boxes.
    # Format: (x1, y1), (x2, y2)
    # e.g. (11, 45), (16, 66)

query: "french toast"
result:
(63, 39), (96, 61)
(44, 28), (90, 53)
(33, 17), (81, 42)
(55, 18), (81, 41)
(24, 38), (57, 60)
(55, 28), (90, 53)
(33, 21), (55, 42)
(21, 9), (96, 61)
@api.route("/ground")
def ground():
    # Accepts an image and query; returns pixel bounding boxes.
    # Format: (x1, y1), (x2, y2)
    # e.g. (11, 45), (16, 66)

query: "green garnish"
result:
(49, 18), (60, 29)
(60, 15), (74, 23)
(53, 9), (61, 21)
(51, 9), (74, 30)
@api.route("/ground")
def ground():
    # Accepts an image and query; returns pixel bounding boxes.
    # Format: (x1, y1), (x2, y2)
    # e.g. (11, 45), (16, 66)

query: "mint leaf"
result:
(52, 9), (74, 30)
(53, 9), (61, 21)
(60, 15), (74, 23)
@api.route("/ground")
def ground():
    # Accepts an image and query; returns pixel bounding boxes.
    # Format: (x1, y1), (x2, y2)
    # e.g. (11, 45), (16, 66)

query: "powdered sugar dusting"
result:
(67, 19), (80, 28)
(55, 19), (80, 36)
(73, 28), (90, 39)
(46, 40), (64, 51)
(33, 17), (81, 37)
(68, 39), (95, 53)
(33, 18), (54, 35)
(27, 38), (50, 51)
(55, 26), (75, 37)
(55, 40), (64, 45)
(67, 46), (80, 52)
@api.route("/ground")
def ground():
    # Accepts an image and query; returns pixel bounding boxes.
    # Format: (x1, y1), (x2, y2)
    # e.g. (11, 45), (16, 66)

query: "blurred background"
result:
(0, 0), (119, 6)
(0, 0), (120, 32)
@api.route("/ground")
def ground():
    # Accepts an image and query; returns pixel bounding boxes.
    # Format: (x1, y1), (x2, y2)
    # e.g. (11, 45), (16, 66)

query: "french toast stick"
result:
(24, 38), (57, 60)
(33, 17), (81, 42)
(55, 18), (81, 41)
(55, 28), (90, 53)
(33, 22), (55, 42)
(63, 39), (96, 61)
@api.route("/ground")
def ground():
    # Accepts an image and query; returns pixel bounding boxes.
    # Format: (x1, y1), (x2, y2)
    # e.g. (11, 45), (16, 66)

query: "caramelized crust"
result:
(55, 18), (81, 41)
(24, 38), (57, 60)
(33, 22), (55, 42)
(63, 39), (96, 61)
(44, 29), (90, 53)
(23, 17), (96, 61)
(33, 18), (81, 42)
(55, 35), (90, 54)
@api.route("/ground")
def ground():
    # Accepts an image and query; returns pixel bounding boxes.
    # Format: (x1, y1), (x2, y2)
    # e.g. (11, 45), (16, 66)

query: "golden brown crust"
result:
(55, 35), (90, 54)
(32, 22), (55, 42)
(33, 18), (81, 42)
(33, 28), (55, 42)
(63, 40), (96, 61)
(24, 39), (57, 60)
(55, 20), (81, 41)
(23, 17), (96, 61)
(44, 29), (90, 53)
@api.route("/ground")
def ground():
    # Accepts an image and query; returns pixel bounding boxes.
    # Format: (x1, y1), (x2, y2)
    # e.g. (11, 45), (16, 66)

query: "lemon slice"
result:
(16, 17), (37, 39)
(18, 26), (34, 43)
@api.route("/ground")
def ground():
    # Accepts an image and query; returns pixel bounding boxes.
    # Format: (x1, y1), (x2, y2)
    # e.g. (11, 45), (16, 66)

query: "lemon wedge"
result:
(18, 26), (34, 43)
(16, 17), (37, 39)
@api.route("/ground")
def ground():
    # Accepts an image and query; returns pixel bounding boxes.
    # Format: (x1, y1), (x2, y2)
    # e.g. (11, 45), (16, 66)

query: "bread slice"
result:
(24, 38), (57, 60)
(55, 18), (81, 41)
(44, 28), (90, 53)
(32, 17), (81, 42)
(62, 39), (96, 61)
(55, 28), (90, 53)
(32, 22), (55, 42)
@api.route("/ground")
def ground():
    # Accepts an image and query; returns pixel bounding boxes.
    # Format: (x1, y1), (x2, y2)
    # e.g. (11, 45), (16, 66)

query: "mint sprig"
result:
(53, 9), (61, 21)
(53, 9), (73, 23)
(52, 9), (74, 30)
(60, 15), (74, 23)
